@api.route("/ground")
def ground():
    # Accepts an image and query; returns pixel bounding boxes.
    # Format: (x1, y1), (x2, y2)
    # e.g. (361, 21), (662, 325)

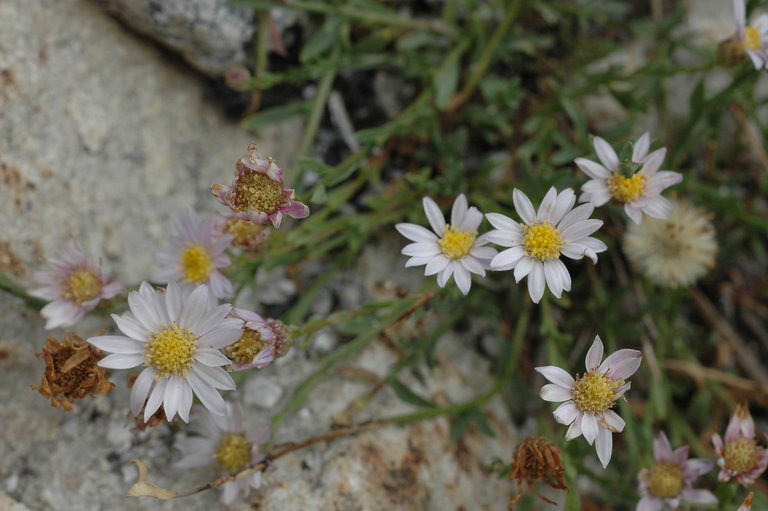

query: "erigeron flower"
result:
(637, 431), (717, 511)
(88, 281), (243, 422)
(211, 144), (309, 228)
(535, 336), (641, 468)
(575, 132), (683, 224)
(175, 402), (270, 505)
(225, 309), (277, 370)
(395, 194), (497, 295)
(733, 0), (768, 69)
(29, 240), (124, 330)
(153, 206), (235, 299)
(623, 199), (717, 288)
(486, 188), (606, 304)
(712, 404), (768, 486)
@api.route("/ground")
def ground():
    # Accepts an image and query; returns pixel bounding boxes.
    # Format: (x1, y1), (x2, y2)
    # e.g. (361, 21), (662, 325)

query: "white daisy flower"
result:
(395, 194), (497, 295)
(733, 0), (768, 69)
(535, 335), (642, 468)
(87, 281), (243, 422)
(623, 199), (717, 288)
(175, 402), (270, 505)
(575, 132), (683, 224)
(486, 187), (606, 304)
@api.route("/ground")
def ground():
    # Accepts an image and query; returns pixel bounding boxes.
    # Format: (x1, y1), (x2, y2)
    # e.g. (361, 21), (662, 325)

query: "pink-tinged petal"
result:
(653, 431), (673, 462)
(594, 137), (619, 171)
(683, 458), (714, 478)
(130, 367), (156, 416)
(734, 0), (746, 29)
(41, 300), (84, 330)
(565, 414), (583, 440)
(281, 200), (310, 219)
(208, 272), (234, 300)
(163, 374), (184, 421)
(535, 366), (576, 388)
(595, 426), (613, 468)
(512, 189), (536, 225)
(196, 348), (232, 367)
(28, 285), (60, 301)
(100, 281), (124, 299)
(88, 335), (145, 354)
(624, 204), (643, 224)
(679, 489), (717, 504)
(553, 401), (579, 424)
(268, 211), (284, 228)
(738, 407), (756, 438)
(395, 223), (438, 243)
(636, 496), (664, 511)
(491, 247), (525, 271)
(453, 264), (472, 295)
(527, 262), (546, 304)
(422, 197), (446, 236)
(98, 353), (145, 369)
(602, 409), (625, 433)
(513, 256), (534, 282)
(599, 349), (642, 379)
(639, 148), (666, 176)
(717, 467), (733, 482)
(575, 158), (611, 179)
(540, 384), (572, 403)
(450, 194), (468, 227)
(711, 433), (723, 453)
(174, 438), (217, 468)
(585, 336), (604, 371)
(144, 378), (168, 422)
(220, 481), (240, 505)
(633, 132), (651, 162)
(424, 255), (450, 276)
(582, 413), (598, 444)
(187, 370), (227, 416)
(485, 212), (522, 233)
(672, 445), (689, 465)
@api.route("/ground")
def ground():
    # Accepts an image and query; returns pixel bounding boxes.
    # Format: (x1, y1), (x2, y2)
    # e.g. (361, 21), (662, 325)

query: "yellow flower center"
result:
(177, 243), (214, 284)
(225, 217), (270, 249)
(62, 268), (102, 304)
(214, 433), (252, 473)
(521, 222), (562, 261)
(570, 371), (622, 414)
(724, 437), (761, 474)
(233, 171), (284, 214)
(438, 225), (475, 260)
(744, 25), (763, 51)
(607, 173), (646, 203)
(145, 324), (198, 378)
(648, 462), (683, 499)
(226, 329), (268, 366)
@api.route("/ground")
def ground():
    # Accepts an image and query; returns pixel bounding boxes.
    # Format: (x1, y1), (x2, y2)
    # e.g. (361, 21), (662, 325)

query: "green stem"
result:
(384, 380), (503, 424)
(255, 10), (271, 78)
(0, 272), (46, 310)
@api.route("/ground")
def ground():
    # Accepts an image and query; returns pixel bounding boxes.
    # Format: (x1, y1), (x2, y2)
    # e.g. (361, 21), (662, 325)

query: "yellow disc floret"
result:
(226, 329), (268, 366)
(233, 171), (284, 214)
(607, 173), (646, 203)
(647, 462), (683, 499)
(145, 324), (198, 377)
(570, 371), (621, 414)
(522, 222), (563, 261)
(214, 433), (252, 472)
(177, 243), (214, 284)
(744, 25), (763, 51)
(724, 437), (761, 474)
(62, 268), (102, 304)
(438, 225), (476, 260)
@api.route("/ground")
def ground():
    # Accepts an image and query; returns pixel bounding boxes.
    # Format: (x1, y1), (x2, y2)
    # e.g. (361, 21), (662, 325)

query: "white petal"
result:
(112, 314), (149, 342)
(512, 189), (536, 225)
(395, 223), (439, 243)
(543, 260), (563, 298)
(560, 219), (603, 243)
(193, 364), (236, 390)
(527, 262), (546, 303)
(599, 349), (642, 379)
(575, 158), (611, 179)
(491, 247), (525, 271)
(513, 257), (534, 282)
(585, 336), (604, 371)
(452, 264), (472, 295)
(632, 132), (650, 162)
(423, 197), (446, 236)
(130, 367), (156, 416)
(144, 378), (168, 422)
(557, 203), (595, 232)
(535, 187), (559, 222)
(540, 384), (572, 402)
(198, 327), (242, 350)
(460, 256), (486, 276)
(88, 336), (145, 354)
(98, 353), (145, 369)
(565, 415), (583, 440)
(177, 382), (194, 423)
(188, 370), (227, 416)
(195, 304), (234, 337)
(485, 213), (521, 233)
(163, 374), (184, 421)
(436, 264), (453, 288)
(602, 409), (625, 433)
(196, 348), (232, 367)
(450, 194), (468, 227)
(179, 285), (211, 332)
(549, 189), (576, 225)
(424, 255), (450, 276)
(593, 137), (618, 171)
(165, 281), (183, 323)
(402, 242), (440, 257)
(535, 366), (576, 387)
(405, 256), (433, 268)
(553, 402), (579, 424)
(595, 427), (613, 468)
(128, 286), (161, 331)
(460, 207), (483, 232)
(639, 148), (666, 176)
(624, 204), (643, 224)
(582, 413), (599, 444)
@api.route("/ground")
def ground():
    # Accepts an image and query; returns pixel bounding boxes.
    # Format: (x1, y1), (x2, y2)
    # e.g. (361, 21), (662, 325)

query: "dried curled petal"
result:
(508, 436), (567, 509)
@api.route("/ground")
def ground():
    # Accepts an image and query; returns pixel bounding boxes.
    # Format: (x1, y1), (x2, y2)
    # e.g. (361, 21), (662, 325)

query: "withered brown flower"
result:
(508, 436), (567, 509)
(33, 333), (113, 410)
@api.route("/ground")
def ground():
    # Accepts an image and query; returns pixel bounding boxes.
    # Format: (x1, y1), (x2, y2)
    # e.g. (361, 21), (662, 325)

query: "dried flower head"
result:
(33, 333), (114, 410)
(507, 436), (567, 509)
(623, 199), (716, 288)
(712, 404), (768, 486)
(225, 309), (277, 370)
(211, 144), (309, 228)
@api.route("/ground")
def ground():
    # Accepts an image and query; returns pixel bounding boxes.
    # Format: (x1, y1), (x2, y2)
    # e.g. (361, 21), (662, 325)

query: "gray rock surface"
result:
(96, 0), (256, 77)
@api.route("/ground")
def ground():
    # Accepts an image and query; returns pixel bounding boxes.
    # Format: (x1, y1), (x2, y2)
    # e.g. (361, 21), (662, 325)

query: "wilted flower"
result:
(29, 240), (123, 329)
(507, 436), (567, 509)
(575, 132), (683, 224)
(535, 335), (641, 468)
(395, 194), (497, 295)
(175, 402), (270, 505)
(218, 215), (272, 252)
(623, 199), (716, 287)
(211, 144), (309, 228)
(732, 0), (768, 69)
(486, 188), (606, 303)
(225, 308), (277, 370)
(33, 333), (114, 410)
(88, 281), (243, 422)
(738, 492), (754, 511)
(637, 431), (717, 511)
(153, 206), (235, 299)
(712, 404), (768, 486)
